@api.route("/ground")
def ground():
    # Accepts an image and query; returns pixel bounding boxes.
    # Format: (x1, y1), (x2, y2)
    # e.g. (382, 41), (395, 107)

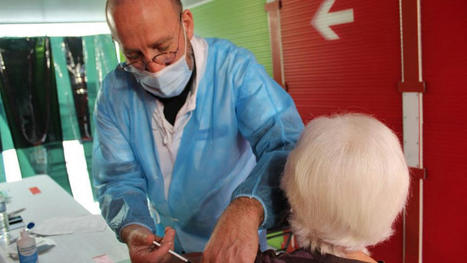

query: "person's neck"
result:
(344, 250), (377, 263)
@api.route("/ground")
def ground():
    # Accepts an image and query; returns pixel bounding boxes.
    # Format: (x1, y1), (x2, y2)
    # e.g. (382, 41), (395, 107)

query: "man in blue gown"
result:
(93, 0), (304, 262)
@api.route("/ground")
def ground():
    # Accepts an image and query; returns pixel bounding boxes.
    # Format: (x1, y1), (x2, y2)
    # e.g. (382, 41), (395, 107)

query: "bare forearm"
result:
(226, 197), (264, 228)
(202, 197), (264, 262)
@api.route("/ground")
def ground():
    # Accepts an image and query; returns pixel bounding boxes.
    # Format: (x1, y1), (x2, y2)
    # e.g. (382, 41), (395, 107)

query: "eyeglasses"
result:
(123, 15), (182, 71)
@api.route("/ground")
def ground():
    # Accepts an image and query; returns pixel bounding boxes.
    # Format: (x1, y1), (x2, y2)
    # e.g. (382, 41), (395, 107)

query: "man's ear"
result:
(181, 9), (194, 40)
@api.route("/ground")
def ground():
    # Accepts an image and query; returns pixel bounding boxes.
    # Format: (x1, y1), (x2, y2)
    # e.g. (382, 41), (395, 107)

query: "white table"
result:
(0, 175), (130, 263)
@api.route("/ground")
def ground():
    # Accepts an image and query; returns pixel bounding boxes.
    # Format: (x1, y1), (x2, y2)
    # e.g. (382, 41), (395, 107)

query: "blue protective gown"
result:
(92, 37), (304, 252)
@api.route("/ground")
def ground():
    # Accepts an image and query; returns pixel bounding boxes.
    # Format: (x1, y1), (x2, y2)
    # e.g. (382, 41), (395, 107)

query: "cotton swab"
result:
(152, 240), (191, 263)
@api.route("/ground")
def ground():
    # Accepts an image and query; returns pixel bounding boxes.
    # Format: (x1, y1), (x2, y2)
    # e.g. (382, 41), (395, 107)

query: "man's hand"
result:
(202, 197), (264, 263)
(121, 224), (175, 263)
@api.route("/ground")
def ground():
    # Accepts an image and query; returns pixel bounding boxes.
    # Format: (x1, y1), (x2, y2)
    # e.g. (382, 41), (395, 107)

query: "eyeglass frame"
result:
(123, 13), (183, 70)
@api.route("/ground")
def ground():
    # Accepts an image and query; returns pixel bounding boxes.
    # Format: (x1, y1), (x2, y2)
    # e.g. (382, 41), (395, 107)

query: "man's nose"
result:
(145, 62), (164, 73)
(142, 54), (164, 73)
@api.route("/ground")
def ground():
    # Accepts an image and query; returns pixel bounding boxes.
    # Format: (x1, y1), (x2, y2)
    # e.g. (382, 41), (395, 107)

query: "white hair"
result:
(281, 113), (409, 257)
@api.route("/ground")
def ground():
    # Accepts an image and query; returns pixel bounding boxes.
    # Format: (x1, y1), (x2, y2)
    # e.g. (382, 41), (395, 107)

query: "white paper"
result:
(31, 215), (107, 236)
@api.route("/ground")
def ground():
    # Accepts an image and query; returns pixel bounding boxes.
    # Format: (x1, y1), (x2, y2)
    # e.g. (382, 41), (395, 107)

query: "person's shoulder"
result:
(101, 65), (139, 97)
(204, 37), (236, 49)
(102, 65), (132, 91)
(204, 37), (256, 63)
(98, 65), (138, 105)
(202, 37), (258, 81)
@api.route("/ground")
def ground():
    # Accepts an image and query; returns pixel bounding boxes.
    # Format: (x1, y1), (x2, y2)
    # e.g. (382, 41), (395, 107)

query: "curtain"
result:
(0, 35), (117, 199)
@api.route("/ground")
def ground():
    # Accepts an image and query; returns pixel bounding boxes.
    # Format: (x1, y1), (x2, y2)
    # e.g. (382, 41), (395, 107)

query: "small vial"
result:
(17, 230), (39, 263)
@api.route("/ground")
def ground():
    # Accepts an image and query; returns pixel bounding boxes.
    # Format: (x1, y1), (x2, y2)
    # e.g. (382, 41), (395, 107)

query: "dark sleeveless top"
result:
(255, 248), (369, 263)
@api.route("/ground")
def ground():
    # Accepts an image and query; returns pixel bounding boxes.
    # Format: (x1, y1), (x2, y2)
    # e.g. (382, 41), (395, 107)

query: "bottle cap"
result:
(27, 222), (35, 231)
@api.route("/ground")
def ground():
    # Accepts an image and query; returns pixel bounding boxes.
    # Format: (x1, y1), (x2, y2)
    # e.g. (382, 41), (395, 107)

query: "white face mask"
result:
(126, 25), (193, 98)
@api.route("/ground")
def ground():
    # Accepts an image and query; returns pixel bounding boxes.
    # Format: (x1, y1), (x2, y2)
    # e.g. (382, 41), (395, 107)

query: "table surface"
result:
(0, 175), (129, 263)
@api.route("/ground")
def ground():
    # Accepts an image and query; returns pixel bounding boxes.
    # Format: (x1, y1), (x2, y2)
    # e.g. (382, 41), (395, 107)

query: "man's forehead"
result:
(107, 0), (181, 47)
(109, 0), (179, 27)
(111, 0), (178, 29)
(108, 0), (178, 13)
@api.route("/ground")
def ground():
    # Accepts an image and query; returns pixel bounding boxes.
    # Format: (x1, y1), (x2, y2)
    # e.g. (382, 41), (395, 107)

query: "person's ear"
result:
(181, 9), (194, 40)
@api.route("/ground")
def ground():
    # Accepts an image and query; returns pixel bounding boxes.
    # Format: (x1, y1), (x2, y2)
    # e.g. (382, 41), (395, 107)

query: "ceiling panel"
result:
(0, 0), (106, 24)
(0, 0), (213, 24)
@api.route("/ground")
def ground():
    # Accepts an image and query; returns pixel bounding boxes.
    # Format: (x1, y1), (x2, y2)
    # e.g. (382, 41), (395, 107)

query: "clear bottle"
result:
(0, 193), (9, 245)
(17, 230), (39, 263)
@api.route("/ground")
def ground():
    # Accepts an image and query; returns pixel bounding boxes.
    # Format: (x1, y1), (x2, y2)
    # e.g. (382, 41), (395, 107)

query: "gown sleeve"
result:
(232, 53), (304, 229)
(92, 72), (156, 241)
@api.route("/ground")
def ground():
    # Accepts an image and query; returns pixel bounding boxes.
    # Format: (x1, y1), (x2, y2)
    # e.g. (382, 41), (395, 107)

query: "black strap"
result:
(157, 62), (196, 126)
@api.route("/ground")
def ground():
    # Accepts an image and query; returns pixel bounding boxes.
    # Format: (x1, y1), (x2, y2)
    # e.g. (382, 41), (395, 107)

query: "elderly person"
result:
(256, 113), (410, 263)
(93, 0), (303, 262)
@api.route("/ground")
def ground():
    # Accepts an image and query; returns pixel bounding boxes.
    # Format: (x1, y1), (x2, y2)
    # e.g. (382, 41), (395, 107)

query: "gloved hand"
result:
(202, 197), (264, 263)
(121, 224), (175, 263)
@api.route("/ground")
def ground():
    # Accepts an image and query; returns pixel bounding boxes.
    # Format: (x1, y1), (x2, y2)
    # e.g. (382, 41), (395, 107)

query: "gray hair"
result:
(281, 113), (409, 256)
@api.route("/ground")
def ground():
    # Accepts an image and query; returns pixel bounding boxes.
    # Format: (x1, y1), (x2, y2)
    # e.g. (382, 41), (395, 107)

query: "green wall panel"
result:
(0, 38), (63, 149)
(14, 144), (70, 194)
(0, 152), (4, 182)
(0, 96), (10, 182)
(50, 35), (118, 197)
(51, 37), (81, 142)
(190, 0), (273, 76)
(0, 37), (69, 185)
(83, 34), (118, 199)
(83, 34), (118, 137)
(15, 148), (35, 178)
(45, 142), (71, 194)
(0, 35), (115, 191)
(0, 94), (14, 151)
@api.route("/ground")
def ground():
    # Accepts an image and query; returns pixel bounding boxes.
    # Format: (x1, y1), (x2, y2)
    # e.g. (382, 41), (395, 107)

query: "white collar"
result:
(153, 36), (208, 129)
(184, 35), (208, 111)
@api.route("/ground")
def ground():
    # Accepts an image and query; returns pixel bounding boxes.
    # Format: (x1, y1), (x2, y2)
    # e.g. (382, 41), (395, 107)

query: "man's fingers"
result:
(158, 238), (173, 253)
(147, 237), (172, 261)
(125, 226), (160, 247)
(163, 227), (175, 243)
(142, 233), (157, 245)
(145, 227), (176, 262)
